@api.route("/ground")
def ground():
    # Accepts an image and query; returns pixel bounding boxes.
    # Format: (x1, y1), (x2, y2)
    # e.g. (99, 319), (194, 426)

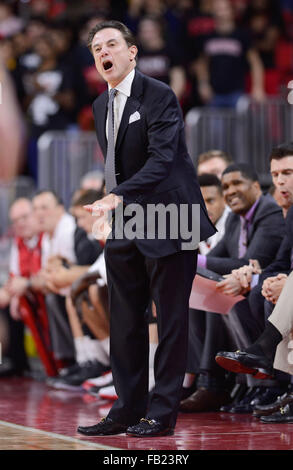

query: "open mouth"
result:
(103, 60), (113, 71)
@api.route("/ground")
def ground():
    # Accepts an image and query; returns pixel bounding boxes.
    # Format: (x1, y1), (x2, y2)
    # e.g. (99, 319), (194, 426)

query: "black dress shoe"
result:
(220, 384), (249, 412)
(216, 350), (273, 379)
(229, 387), (261, 413)
(260, 403), (293, 423)
(253, 392), (293, 417)
(126, 418), (174, 437)
(180, 380), (197, 401)
(77, 417), (128, 435)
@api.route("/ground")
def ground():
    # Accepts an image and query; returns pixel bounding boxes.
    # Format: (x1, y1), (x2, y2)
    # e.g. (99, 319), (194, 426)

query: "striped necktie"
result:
(105, 88), (118, 194)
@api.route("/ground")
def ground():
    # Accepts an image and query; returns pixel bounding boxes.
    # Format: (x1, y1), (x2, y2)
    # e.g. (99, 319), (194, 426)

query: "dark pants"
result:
(187, 309), (236, 379)
(5, 307), (29, 371)
(45, 294), (75, 360)
(105, 237), (197, 428)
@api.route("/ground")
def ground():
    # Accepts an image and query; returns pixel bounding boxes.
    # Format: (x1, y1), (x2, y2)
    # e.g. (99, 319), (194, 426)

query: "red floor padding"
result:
(0, 377), (293, 450)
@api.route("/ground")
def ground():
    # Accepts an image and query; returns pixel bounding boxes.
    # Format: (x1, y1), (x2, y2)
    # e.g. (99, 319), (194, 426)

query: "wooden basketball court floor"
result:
(0, 377), (293, 451)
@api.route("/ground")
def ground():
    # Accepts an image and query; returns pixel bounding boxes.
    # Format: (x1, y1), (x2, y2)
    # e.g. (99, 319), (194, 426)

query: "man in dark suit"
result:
(77, 20), (216, 437)
(216, 143), (293, 377)
(180, 163), (285, 412)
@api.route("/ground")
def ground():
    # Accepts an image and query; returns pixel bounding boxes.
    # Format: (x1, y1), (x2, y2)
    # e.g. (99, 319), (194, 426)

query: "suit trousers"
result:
(46, 294), (75, 360)
(269, 271), (293, 376)
(104, 236), (197, 428)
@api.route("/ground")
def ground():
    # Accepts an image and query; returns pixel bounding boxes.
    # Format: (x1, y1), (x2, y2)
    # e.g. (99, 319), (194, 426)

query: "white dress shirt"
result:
(199, 205), (231, 255)
(42, 212), (77, 266)
(88, 252), (107, 287)
(106, 68), (135, 143)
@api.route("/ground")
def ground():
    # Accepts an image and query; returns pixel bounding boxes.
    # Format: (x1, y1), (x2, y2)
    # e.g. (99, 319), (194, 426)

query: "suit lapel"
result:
(115, 69), (144, 153)
(115, 96), (141, 152)
(95, 91), (108, 158)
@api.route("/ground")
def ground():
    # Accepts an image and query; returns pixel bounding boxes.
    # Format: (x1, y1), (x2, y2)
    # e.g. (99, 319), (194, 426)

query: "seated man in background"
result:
(216, 269), (293, 423)
(32, 189), (102, 373)
(46, 189), (111, 388)
(0, 197), (46, 376)
(213, 143), (293, 412)
(197, 149), (233, 180)
(80, 170), (105, 192)
(49, 189), (158, 399)
(180, 162), (285, 413)
(198, 173), (231, 254)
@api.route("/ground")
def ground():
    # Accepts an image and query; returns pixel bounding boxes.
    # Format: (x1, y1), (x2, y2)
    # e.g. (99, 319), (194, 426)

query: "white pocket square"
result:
(129, 111), (140, 124)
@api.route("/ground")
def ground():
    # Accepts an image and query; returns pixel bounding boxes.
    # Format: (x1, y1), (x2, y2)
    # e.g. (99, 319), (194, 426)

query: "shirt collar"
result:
(241, 197), (260, 224)
(216, 205), (230, 230)
(108, 68), (135, 97)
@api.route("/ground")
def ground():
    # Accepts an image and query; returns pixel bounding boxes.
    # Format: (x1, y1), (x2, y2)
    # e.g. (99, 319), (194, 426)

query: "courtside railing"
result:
(37, 130), (104, 208)
(36, 98), (293, 207)
(185, 97), (293, 186)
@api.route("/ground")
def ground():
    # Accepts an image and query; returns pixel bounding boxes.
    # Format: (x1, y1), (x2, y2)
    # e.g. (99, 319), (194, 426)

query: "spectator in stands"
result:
(0, 1), (24, 38)
(136, 16), (186, 102)
(124, 0), (185, 42)
(0, 198), (43, 377)
(22, 35), (76, 180)
(183, 0), (215, 45)
(74, 14), (107, 130)
(32, 189), (101, 371)
(179, 162), (285, 412)
(241, 0), (283, 95)
(197, 149), (233, 180)
(193, 0), (266, 107)
(49, 21), (89, 124)
(45, 189), (111, 387)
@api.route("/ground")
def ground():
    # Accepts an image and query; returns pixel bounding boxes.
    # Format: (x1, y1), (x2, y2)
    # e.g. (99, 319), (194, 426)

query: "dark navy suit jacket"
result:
(92, 69), (216, 257)
(205, 194), (285, 275)
(261, 204), (293, 277)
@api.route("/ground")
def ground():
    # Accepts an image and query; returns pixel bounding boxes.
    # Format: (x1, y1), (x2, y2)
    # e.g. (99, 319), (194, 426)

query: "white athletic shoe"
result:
(82, 371), (113, 391)
(99, 384), (118, 401)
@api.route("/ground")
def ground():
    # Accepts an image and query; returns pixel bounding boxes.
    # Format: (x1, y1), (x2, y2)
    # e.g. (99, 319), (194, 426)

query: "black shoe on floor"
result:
(260, 402), (293, 423)
(253, 392), (293, 418)
(180, 380), (197, 401)
(229, 387), (282, 414)
(77, 417), (128, 436)
(126, 418), (174, 437)
(250, 387), (288, 410)
(229, 387), (261, 413)
(48, 361), (110, 388)
(220, 384), (248, 412)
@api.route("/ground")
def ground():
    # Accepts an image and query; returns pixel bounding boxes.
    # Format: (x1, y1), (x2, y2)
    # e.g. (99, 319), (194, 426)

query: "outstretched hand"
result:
(84, 193), (122, 215)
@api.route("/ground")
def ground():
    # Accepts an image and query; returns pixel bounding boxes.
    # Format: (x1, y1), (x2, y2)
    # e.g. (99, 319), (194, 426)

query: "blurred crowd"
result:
(0, 0), (292, 180)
